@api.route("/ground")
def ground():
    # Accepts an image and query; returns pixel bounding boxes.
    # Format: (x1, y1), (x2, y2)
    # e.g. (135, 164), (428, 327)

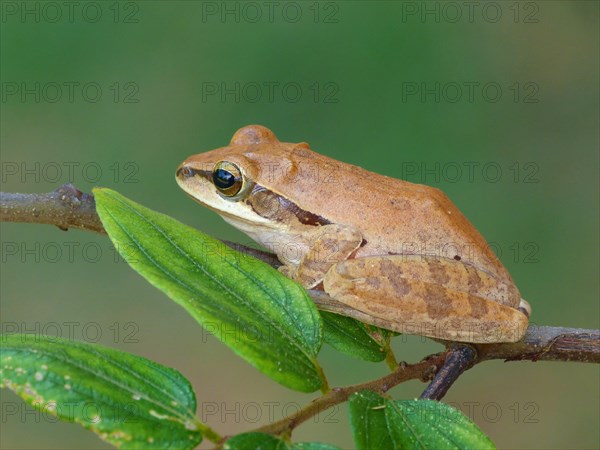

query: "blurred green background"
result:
(1, 1), (598, 449)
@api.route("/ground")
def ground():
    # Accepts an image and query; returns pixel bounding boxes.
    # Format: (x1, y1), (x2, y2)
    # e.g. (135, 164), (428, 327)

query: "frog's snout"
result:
(176, 164), (194, 179)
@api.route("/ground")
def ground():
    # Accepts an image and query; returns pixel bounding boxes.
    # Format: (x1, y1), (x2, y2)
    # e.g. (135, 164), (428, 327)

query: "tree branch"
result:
(418, 326), (600, 401)
(475, 325), (600, 363)
(2, 184), (599, 440)
(419, 344), (477, 401)
(1, 184), (105, 234)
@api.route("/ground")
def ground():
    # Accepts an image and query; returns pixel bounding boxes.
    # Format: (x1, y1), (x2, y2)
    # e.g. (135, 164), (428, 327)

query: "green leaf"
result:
(348, 390), (394, 450)
(0, 334), (202, 449)
(321, 312), (387, 362)
(94, 188), (323, 393)
(385, 399), (496, 450)
(224, 433), (288, 450)
(224, 433), (340, 450)
(349, 392), (495, 450)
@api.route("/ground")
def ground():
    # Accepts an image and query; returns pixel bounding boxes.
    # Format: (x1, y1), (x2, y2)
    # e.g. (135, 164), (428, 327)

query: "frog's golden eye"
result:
(212, 161), (244, 197)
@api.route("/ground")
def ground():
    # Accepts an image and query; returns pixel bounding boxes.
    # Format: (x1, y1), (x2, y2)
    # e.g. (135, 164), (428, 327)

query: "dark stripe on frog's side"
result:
(247, 184), (331, 226)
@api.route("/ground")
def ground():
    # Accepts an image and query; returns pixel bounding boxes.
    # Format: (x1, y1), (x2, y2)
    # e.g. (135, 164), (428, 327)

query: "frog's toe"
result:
(518, 299), (531, 318)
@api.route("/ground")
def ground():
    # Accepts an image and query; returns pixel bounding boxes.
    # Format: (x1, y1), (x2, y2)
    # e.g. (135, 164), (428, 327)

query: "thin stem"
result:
(249, 352), (448, 439)
(384, 346), (399, 371)
(195, 421), (222, 444)
(316, 362), (331, 394)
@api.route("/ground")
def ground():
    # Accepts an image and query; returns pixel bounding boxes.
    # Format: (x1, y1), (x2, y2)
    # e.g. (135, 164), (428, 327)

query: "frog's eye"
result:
(212, 161), (244, 197)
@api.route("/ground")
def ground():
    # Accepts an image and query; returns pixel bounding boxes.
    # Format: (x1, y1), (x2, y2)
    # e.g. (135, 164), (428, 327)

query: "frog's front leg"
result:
(280, 224), (363, 289)
(322, 255), (529, 343)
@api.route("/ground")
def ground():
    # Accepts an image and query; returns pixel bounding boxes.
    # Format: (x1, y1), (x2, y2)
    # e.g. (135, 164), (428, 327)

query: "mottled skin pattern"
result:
(324, 257), (526, 342)
(176, 125), (530, 343)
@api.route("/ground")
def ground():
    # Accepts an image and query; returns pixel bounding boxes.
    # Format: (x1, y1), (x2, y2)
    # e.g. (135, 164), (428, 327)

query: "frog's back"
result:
(269, 143), (513, 284)
(196, 125), (513, 285)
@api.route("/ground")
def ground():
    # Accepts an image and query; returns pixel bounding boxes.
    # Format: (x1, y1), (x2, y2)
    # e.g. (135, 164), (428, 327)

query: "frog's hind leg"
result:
(323, 255), (529, 343)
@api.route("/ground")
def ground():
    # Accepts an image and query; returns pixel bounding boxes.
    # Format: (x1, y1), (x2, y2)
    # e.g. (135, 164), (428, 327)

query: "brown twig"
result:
(2, 185), (599, 441)
(419, 344), (477, 401)
(0, 184), (105, 234)
(250, 352), (447, 439)
(474, 325), (600, 363)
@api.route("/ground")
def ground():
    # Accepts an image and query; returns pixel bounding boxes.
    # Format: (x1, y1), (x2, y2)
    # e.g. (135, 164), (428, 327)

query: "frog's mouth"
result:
(179, 187), (269, 225)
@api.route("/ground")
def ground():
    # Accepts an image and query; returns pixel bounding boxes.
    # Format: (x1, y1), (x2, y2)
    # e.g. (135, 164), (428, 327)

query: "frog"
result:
(176, 125), (530, 343)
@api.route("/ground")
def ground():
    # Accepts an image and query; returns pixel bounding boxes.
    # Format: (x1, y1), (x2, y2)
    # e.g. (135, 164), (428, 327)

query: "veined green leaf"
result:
(94, 188), (323, 392)
(321, 312), (388, 362)
(350, 392), (495, 450)
(348, 390), (394, 450)
(224, 433), (287, 450)
(224, 433), (340, 450)
(385, 399), (496, 450)
(0, 334), (202, 449)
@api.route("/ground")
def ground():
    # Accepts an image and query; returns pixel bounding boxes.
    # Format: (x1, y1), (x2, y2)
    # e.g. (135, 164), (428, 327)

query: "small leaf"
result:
(0, 334), (202, 449)
(94, 188), (323, 392)
(224, 433), (340, 450)
(321, 312), (387, 362)
(385, 399), (496, 450)
(224, 433), (288, 450)
(348, 390), (394, 450)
